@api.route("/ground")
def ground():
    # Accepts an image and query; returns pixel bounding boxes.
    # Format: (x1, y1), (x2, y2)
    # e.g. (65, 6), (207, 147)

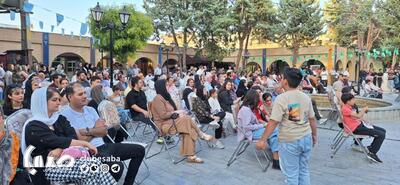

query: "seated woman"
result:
(341, 93), (386, 163)
(89, 85), (124, 143)
(108, 85), (130, 138)
(151, 79), (213, 163)
(182, 78), (195, 111)
(237, 89), (268, 145)
(88, 84), (105, 112)
(192, 85), (225, 149)
(23, 78), (40, 108)
(208, 89), (236, 130)
(108, 85), (124, 109)
(252, 90), (280, 170)
(236, 79), (248, 99)
(22, 87), (116, 185)
(3, 84), (26, 116)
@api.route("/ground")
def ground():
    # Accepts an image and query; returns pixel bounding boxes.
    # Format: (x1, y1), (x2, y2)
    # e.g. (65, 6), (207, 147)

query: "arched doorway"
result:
(246, 62), (261, 73)
(335, 60), (343, 71)
(163, 59), (178, 73)
(269, 60), (289, 75)
(135, 57), (154, 75)
(53, 53), (85, 77)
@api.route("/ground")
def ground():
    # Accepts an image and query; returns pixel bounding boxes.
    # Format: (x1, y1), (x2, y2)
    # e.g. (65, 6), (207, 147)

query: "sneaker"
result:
(214, 140), (225, 149)
(165, 136), (175, 144)
(272, 159), (281, 170)
(156, 137), (164, 144)
(367, 152), (383, 163)
(351, 143), (364, 153)
(209, 121), (220, 129)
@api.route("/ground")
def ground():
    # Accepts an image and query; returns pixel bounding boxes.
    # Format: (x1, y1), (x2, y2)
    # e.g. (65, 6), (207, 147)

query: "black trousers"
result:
(198, 111), (225, 139)
(133, 113), (157, 131)
(97, 143), (145, 185)
(353, 124), (386, 154)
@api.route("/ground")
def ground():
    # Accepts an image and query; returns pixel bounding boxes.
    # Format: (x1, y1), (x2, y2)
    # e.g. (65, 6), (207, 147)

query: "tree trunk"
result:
(292, 45), (299, 67)
(183, 28), (188, 72)
(243, 31), (251, 69)
(236, 35), (245, 70)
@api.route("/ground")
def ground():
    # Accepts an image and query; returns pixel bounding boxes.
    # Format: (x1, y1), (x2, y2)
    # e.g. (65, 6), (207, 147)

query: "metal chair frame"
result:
(98, 101), (150, 184)
(226, 121), (272, 172)
(329, 106), (373, 163)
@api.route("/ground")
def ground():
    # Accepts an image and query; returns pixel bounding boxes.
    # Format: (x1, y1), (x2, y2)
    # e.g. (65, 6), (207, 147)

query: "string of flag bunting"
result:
(7, 1), (100, 44)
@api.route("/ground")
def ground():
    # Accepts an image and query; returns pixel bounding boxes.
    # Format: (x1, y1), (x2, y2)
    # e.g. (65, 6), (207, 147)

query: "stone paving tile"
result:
(117, 92), (400, 185)
(118, 120), (400, 185)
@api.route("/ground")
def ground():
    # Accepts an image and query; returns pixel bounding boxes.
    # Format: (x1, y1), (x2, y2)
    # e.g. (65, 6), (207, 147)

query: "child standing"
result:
(256, 68), (317, 185)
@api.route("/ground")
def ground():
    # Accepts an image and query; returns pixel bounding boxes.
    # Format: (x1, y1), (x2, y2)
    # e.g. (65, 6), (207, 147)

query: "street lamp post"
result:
(91, 2), (130, 87)
(160, 41), (175, 75)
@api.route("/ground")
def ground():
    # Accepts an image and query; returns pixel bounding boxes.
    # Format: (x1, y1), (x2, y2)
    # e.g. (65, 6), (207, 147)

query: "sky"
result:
(0, 0), (325, 37)
(0, 0), (145, 36)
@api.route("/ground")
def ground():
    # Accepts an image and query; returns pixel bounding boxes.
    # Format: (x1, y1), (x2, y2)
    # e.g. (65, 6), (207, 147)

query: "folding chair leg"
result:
(134, 159), (150, 185)
(353, 137), (372, 162)
(252, 145), (272, 172)
(331, 135), (348, 157)
(227, 141), (249, 167)
(331, 130), (344, 149)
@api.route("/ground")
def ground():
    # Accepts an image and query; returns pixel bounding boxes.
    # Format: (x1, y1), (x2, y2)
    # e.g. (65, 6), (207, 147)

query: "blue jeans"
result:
(279, 134), (312, 185)
(253, 128), (279, 152)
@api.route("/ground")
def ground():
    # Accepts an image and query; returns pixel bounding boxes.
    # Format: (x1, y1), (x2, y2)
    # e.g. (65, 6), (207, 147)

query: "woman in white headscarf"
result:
(21, 87), (116, 185)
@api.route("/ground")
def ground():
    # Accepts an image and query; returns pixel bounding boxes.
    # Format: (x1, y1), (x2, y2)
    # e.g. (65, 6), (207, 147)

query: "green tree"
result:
(191, 0), (234, 62)
(89, 5), (153, 63)
(144, 0), (197, 71)
(325, 0), (381, 69)
(377, 0), (400, 67)
(229, 0), (275, 68)
(266, 0), (324, 67)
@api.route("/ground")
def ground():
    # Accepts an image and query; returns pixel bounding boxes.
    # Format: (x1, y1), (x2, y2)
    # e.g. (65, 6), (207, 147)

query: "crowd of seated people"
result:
(0, 63), (388, 185)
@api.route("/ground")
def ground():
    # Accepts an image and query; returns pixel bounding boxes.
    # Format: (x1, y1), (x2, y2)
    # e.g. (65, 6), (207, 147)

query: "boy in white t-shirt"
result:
(256, 67), (317, 185)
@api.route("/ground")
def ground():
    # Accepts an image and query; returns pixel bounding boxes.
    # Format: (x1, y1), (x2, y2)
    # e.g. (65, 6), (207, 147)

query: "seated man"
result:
(125, 76), (156, 131)
(341, 93), (386, 163)
(364, 79), (383, 99)
(61, 82), (145, 185)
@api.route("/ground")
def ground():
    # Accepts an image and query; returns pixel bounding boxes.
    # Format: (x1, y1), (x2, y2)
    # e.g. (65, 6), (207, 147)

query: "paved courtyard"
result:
(121, 93), (400, 185)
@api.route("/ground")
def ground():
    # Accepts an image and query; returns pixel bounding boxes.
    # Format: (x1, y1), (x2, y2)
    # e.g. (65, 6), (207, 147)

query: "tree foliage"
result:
(325, 0), (381, 69)
(265, 0), (324, 66)
(190, 0), (234, 62)
(377, 0), (400, 49)
(89, 5), (153, 63)
(229, 0), (276, 68)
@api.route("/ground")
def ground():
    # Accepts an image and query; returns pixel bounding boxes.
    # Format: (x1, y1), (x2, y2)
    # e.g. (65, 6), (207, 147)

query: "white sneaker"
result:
(214, 140), (225, 149)
(209, 121), (220, 129)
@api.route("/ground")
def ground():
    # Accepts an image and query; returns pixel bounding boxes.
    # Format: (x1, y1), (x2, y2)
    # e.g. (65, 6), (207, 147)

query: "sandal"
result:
(200, 133), (214, 141)
(187, 156), (204, 163)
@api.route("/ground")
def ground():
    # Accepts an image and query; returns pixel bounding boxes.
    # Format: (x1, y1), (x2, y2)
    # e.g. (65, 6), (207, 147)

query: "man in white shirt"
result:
(62, 83), (145, 185)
